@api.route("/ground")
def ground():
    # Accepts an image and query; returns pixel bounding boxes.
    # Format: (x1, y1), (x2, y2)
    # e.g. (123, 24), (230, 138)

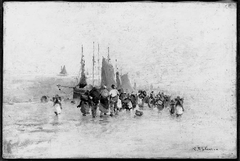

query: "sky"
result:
(3, 2), (236, 87)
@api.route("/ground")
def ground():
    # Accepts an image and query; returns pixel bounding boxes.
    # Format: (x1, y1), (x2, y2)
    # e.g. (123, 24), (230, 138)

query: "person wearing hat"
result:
(109, 84), (119, 116)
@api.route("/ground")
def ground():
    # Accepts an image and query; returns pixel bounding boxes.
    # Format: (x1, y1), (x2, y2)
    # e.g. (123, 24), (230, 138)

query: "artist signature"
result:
(193, 146), (218, 151)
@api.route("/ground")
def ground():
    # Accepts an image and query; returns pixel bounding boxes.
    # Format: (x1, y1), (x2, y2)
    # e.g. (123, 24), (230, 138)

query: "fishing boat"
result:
(57, 45), (88, 98)
(58, 65), (68, 76)
(72, 45), (88, 98)
(101, 57), (116, 90)
(120, 73), (133, 93)
(57, 43), (133, 99)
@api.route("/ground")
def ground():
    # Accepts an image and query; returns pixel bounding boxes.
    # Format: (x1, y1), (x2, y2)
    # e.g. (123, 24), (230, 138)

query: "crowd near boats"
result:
(51, 85), (184, 118)
(49, 43), (184, 118)
(77, 85), (185, 118)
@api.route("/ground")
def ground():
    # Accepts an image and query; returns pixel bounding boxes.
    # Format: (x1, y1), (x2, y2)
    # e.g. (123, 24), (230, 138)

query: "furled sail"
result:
(78, 45), (87, 88)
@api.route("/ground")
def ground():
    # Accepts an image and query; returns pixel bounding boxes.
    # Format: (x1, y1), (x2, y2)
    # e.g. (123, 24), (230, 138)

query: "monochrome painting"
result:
(3, 2), (236, 158)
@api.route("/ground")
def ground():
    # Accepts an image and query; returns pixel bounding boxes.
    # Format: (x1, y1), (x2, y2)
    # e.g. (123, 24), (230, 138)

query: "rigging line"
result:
(98, 43), (100, 85)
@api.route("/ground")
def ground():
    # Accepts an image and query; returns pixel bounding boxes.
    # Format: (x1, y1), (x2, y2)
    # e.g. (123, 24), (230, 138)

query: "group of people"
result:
(75, 84), (184, 118)
(50, 85), (184, 118)
(76, 84), (140, 118)
(139, 90), (185, 117)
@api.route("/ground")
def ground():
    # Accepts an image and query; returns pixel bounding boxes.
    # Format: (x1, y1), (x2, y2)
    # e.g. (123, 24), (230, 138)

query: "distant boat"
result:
(59, 65), (68, 76)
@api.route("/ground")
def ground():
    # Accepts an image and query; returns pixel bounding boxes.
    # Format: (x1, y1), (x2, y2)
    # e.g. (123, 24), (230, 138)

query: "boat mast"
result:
(107, 47), (110, 62)
(78, 45), (83, 83)
(134, 81), (137, 90)
(92, 42), (95, 86)
(115, 59), (118, 72)
(98, 43), (100, 85)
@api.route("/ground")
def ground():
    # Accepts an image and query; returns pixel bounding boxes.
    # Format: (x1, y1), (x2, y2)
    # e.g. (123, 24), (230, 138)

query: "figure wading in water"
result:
(109, 84), (120, 116)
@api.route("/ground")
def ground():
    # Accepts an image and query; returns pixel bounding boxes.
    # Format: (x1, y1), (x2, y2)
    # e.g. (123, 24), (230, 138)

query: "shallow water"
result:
(2, 93), (236, 158)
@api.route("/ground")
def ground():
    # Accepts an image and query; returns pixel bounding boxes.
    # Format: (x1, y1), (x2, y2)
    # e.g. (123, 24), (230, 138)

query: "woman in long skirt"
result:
(53, 95), (62, 115)
(99, 86), (110, 117)
(176, 105), (184, 117)
(99, 98), (110, 117)
(175, 97), (184, 117)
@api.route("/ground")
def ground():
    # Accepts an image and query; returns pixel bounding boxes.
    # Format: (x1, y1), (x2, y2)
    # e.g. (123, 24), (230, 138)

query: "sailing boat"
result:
(120, 73), (133, 93)
(73, 45), (88, 98)
(59, 65), (68, 76)
(57, 44), (133, 98)
(101, 57), (116, 90)
(56, 45), (88, 99)
(115, 59), (133, 93)
(73, 46), (116, 97)
(101, 55), (133, 93)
